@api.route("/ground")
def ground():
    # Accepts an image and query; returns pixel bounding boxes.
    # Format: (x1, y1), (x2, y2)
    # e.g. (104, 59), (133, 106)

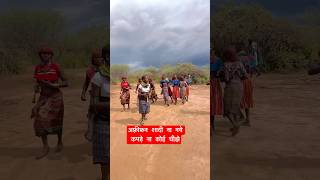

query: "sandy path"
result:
(110, 84), (210, 180)
(0, 71), (99, 180)
(213, 73), (320, 180)
(0, 71), (210, 180)
(2, 71), (318, 180)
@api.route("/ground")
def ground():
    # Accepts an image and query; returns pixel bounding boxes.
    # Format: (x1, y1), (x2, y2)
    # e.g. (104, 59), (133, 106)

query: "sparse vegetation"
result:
(212, 4), (320, 72)
(111, 63), (209, 84)
(0, 10), (109, 74)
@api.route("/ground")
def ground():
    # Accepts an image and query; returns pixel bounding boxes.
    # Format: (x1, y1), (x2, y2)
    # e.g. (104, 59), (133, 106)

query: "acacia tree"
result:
(211, 5), (311, 71)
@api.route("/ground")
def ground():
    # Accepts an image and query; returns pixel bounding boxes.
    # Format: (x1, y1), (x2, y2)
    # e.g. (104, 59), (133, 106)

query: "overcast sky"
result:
(0, 0), (108, 30)
(110, 0), (210, 68)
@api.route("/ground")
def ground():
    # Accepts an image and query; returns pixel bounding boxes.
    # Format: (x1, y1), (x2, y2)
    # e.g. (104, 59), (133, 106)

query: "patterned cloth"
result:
(32, 63), (64, 137)
(34, 63), (61, 82)
(139, 100), (150, 114)
(92, 113), (109, 164)
(160, 80), (170, 101)
(120, 89), (130, 105)
(179, 81), (187, 100)
(33, 90), (64, 136)
(91, 72), (110, 165)
(220, 61), (247, 116)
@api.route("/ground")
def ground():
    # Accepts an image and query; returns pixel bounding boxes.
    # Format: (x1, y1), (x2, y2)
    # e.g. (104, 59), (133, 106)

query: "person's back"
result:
(90, 69), (110, 180)
(222, 61), (247, 84)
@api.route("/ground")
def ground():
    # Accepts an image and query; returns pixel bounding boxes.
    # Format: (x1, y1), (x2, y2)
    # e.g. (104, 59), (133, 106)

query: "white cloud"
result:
(110, 0), (210, 67)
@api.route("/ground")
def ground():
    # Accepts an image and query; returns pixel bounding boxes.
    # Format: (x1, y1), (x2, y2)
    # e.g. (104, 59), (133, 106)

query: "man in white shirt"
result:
(137, 75), (151, 125)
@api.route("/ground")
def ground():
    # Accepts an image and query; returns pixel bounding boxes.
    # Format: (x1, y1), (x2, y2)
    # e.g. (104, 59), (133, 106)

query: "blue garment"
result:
(160, 79), (169, 86)
(211, 58), (223, 72)
(92, 113), (109, 164)
(187, 78), (192, 85)
(250, 58), (257, 69)
(172, 79), (180, 87)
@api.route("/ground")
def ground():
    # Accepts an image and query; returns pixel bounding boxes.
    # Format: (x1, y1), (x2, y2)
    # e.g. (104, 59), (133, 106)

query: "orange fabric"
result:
(211, 78), (223, 115)
(241, 78), (254, 109)
(172, 86), (180, 99)
(186, 86), (190, 97)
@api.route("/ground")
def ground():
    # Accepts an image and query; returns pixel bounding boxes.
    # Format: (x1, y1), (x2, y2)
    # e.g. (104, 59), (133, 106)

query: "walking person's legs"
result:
(36, 135), (49, 159)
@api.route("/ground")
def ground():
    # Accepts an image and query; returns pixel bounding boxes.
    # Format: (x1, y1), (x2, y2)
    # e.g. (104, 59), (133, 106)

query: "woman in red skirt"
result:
(185, 75), (190, 102)
(171, 75), (180, 105)
(120, 77), (131, 111)
(238, 47), (254, 126)
(31, 47), (68, 159)
(210, 48), (224, 133)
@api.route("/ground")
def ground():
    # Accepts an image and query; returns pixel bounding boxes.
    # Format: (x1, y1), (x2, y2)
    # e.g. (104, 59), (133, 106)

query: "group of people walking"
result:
(119, 74), (192, 125)
(211, 44), (259, 136)
(31, 46), (110, 180)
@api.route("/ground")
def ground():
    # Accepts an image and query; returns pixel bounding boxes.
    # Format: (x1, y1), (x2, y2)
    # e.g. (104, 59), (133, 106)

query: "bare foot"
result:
(55, 143), (64, 153)
(139, 118), (144, 125)
(231, 127), (239, 136)
(84, 131), (92, 142)
(36, 146), (49, 160)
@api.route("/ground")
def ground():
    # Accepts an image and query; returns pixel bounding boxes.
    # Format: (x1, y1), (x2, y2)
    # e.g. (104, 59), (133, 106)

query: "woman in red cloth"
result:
(171, 75), (180, 105)
(31, 47), (68, 159)
(120, 77), (131, 111)
(238, 46), (255, 126)
(210, 48), (224, 133)
(185, 75), (190, 102)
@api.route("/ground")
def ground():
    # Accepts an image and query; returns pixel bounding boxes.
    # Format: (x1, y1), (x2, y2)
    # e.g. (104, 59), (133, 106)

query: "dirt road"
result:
(0, 70), (98, 180)
(1, 70), (319, 180)
(110, 84), (210, 180)
(0, 70), (210, 180)
(213, 73), (320, 180)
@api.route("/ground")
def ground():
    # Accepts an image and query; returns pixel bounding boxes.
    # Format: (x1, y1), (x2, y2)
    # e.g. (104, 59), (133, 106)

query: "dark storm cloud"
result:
(0, 0), (109, 29)
(110, 0), (210, 68)
(212, 0), (320, 16)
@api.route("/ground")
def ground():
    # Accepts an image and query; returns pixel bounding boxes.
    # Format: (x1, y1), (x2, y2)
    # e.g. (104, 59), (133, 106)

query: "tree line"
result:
(0, 10), (109, 75)
(211, 4), (320, 72)
(111, 63), (209, 85)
